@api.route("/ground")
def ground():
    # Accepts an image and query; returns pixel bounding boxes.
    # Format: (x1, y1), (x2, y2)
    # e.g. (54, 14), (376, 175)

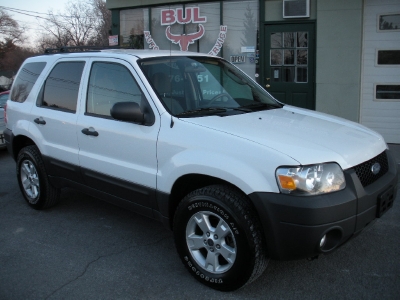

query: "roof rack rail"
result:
(44, 45), (128, 54)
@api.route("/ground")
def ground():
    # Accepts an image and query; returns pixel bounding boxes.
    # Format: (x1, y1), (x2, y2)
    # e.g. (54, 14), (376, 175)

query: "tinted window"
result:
(11, 62), (46, 103)
(86, 62), (144, 116)
(39, 62), (85, 112)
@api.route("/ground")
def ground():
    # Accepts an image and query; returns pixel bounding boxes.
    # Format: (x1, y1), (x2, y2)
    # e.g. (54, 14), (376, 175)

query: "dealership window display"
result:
(119, 1), (258, 78)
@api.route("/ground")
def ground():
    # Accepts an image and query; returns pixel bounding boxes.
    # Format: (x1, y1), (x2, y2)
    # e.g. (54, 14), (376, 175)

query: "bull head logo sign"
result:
(165, 24), (205, 52)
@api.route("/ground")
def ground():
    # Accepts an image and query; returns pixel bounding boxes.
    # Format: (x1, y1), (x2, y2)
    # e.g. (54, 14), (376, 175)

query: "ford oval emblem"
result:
(371, 162), (381, 175)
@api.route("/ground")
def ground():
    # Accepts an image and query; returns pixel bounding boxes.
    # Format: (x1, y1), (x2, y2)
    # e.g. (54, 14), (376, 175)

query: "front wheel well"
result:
(168, 174), (251, 230)
(168, 174), (224, 229)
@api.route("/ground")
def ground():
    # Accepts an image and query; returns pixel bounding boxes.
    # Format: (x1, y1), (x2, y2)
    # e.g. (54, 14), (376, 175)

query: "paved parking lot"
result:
(0, 149), (399, 299)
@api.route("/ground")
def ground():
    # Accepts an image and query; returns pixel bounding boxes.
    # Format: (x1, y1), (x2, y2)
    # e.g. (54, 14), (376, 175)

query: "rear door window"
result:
(38, 61), (85, 113)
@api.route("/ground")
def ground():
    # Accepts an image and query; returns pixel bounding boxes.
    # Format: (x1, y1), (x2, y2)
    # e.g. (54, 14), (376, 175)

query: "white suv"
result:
(4, 48), (398, 291)
(0, 90), (9, 149)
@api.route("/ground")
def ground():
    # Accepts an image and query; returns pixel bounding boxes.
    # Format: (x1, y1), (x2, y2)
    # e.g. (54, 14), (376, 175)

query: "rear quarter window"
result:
(11, 62), (46, 103)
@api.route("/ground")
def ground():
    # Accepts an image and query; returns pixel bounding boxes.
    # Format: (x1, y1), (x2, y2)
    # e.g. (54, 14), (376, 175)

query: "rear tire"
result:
(16, 145), (60, 209)
(173, 185), (268, 291)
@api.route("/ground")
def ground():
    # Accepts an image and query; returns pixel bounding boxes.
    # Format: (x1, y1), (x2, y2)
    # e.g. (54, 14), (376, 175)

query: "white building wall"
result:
(360, 0), (400, 143)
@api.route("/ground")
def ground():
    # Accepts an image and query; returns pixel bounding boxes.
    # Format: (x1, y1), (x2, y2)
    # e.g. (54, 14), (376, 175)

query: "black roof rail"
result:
(44, 46), (130, 54)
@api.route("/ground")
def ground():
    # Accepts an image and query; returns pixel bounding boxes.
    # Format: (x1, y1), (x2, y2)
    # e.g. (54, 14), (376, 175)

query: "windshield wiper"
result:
(240, 102), (282, 111)
(176, 107), (227, 117)
(231, 107), (252, 112)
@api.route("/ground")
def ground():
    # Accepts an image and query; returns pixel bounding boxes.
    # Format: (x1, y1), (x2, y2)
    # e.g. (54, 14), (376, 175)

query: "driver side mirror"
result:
(110, 102), (145, 124)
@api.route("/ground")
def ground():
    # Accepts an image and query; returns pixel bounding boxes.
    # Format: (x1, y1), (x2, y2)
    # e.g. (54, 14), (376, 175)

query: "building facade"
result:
(106, 0), (400, 143)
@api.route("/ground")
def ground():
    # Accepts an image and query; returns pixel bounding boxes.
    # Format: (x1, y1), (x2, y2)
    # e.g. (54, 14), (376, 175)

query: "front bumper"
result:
(249, 149), (398, 260)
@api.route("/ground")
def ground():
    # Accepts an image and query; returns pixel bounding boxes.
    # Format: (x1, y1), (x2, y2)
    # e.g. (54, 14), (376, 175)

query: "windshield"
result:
(139, 56), (282, 117)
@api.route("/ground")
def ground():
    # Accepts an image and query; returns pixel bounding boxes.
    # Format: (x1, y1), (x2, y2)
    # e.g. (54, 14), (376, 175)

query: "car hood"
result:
(181, 105), (386, 169)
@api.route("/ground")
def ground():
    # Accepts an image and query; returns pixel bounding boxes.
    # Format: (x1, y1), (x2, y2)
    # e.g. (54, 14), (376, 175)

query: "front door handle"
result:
(265, 84), (271, 88)
(81, 127), (99, 137)
(34, 117), (46, 125)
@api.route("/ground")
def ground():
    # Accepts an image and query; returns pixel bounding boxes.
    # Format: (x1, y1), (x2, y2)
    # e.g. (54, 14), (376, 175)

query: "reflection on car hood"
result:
(182, 105), (386, 169)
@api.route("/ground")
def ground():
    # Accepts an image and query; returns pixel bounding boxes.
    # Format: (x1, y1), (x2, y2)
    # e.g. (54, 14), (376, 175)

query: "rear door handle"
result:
(34, 117), (46, 125)
(81, 127), (99, 137)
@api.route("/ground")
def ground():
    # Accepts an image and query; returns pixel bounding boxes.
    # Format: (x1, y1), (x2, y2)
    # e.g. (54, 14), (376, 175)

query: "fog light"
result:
(320, 235), (327, 248)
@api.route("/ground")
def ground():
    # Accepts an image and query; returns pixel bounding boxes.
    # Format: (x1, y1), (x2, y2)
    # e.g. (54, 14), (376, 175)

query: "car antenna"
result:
(168, 31), (174, 129)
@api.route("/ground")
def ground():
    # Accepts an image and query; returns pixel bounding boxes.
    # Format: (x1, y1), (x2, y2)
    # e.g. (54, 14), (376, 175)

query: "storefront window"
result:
(191, 3), (221, 54)
(222, 1), (258, 78)
(150, 3), (221, 53)
(151, 5), (182, 51)
(120, 1), (258, 78)
(120, 9), (149, 48)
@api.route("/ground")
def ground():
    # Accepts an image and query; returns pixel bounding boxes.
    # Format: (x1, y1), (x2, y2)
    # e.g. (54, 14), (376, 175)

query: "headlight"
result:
(276, 163), (346, 196)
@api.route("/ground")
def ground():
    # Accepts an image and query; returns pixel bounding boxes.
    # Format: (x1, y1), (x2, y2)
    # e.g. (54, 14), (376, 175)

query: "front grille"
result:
(353, 151), (389, 187)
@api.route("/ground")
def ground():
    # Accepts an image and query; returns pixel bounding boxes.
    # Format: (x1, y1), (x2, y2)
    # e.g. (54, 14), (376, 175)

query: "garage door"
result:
(360, 0), (400, 143)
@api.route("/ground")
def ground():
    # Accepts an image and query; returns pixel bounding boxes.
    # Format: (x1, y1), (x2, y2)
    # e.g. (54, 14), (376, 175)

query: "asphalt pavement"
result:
(0, 147), (399, 300)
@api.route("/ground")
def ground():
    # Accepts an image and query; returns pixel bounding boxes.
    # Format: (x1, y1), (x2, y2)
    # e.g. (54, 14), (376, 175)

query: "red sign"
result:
(161, 8), (207, 25)
(165, 24), (205, 51)
(144, 7), (227, 55)
(108, 35), (118, 46)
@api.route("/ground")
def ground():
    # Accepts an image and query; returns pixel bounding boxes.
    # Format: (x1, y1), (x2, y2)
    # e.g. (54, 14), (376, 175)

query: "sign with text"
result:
(108, 35), (118, 46)
(143, 7), (227, 55)
(161, 8), (207, 25)
(230, 55), (246, 64)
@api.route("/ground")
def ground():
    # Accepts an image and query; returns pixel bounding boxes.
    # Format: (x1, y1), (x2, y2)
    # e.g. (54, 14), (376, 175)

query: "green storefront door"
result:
(264, 23), (315, 109)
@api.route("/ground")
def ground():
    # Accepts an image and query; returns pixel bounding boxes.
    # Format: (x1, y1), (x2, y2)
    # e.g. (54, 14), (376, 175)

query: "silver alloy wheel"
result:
(20, 159), (40, 202)
(186, 211), (237, 274)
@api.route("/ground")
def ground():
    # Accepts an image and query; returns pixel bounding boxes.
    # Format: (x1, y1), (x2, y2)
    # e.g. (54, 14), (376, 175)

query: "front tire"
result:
(173, 185), (268, 291)
(16, 145), (60, 209)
